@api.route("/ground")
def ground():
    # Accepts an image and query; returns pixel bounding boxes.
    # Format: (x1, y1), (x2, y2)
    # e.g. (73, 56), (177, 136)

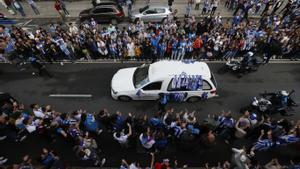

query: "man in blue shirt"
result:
(157, 40), (166, 60)
(216, 111), (235, 143)
(150, 34), (159, 62)
(176, 38), (187, 60)
(232, 15), (241, 26)
(186, 39), (193, 59)
(171, 39), (178, 60)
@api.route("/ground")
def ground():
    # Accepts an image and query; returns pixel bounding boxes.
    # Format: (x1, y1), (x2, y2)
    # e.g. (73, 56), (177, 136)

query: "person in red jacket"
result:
(54, 0), (65, 21)
(193, 35), (203, 58)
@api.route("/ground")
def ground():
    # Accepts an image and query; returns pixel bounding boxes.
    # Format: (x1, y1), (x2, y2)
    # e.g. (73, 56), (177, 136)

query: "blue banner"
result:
(171, 72), (202, 91)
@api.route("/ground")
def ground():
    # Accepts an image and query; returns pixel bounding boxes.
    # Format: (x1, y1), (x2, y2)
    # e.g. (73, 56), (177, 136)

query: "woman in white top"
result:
(211, 0), (219, 15)
(127, 39), (135, 58)
(139, 128), (155, 150)
(97, 38), (108, 56)
(113, 123), (132, 147)
(195, 0), (201, 10)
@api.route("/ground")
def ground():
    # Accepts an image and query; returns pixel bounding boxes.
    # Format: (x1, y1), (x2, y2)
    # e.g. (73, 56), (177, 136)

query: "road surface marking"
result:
(23, 19), (33, 26)
(49, 94), (92, 98)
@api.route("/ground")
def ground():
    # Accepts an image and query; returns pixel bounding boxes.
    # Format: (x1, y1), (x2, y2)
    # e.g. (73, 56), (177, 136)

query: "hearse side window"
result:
(167, 78), (190, 91)
(143, 81), (162, 91)
(167, 79), (212, 91)
(202, 80), (212, 90)
(93, 8), (114, 14)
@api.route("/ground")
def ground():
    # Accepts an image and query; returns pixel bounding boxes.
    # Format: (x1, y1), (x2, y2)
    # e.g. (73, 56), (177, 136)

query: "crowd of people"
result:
(0, 0), (300, 66)
(0, 94), (300, 168)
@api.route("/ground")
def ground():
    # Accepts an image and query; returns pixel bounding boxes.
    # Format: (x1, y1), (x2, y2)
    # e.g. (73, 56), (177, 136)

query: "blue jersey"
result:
(37, 41), (45, 54)
(157, 43), (165, 54)
(150, 37), (159, 49)
(5, 39), (15, 53)
(279, 135), (300, 144)
(180, 41), (187, 48)
(253, 139), (275, 151)
(218, 116), (235, 128)
(187, 41), (193, 52)
(172, 41), (178, 51)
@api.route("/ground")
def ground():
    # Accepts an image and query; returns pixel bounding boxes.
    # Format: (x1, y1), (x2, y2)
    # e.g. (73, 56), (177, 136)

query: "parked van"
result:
(111, 60), (217, 102)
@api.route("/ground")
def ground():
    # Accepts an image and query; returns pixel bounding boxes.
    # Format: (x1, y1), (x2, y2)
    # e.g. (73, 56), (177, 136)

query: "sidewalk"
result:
(0, 0), (263, 20)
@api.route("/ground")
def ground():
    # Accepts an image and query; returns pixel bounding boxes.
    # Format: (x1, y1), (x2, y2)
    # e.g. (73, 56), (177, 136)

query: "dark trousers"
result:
(261, 3), (270, 15)
(211, 6), (217, 15)
(193, 48), (201, 58)
(158, 103), (166, 113)
(195, 3), (200, 10)
(62, 6), (69, 15)
(151, 51), (158, 63)
(225, 1), (229, 8)
(243, 12), (249, 24)
(17, 8), (26, 16)
(271, 6), (280, 15)
(31, 62), (53, 78)
(263, 52), (272, 64)
(233, 4), (244, 15)
(185, 51), (192, 59)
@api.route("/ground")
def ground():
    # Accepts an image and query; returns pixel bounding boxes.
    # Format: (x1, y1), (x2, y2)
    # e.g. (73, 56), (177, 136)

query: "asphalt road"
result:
(1, 62), (300, 119)
(10, 18), (132, 34)
(0, 62), (300, 167)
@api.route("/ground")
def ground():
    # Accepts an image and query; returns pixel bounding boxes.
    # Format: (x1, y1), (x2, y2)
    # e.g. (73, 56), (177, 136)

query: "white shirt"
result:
(15, 117), (25, 127)
(0, 0), (8, 8)
(212, 0), (218, 7)
(33, 108), (45, 118)
(139, 134), (155, 149)
(26, 125), (36, 133)
(127, 42), (135, 57)
(113, 133), (129, 144)
(215, 15), (222, 24)
(108, 26), (116, 34)
(129, 163), (139, 169)
(69, 26), (78, 34)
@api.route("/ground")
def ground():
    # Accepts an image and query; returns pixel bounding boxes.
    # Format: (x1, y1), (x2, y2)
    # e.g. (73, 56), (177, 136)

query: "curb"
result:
(9, 15), (262, 21)
(1, 59), (299, 64)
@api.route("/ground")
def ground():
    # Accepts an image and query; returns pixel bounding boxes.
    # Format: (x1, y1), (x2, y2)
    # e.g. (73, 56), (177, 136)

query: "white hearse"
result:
(111, 60), (217, 102)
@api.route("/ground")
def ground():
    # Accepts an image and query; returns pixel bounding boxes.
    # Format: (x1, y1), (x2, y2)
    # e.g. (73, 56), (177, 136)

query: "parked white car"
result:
(130, 5), (172, 23)
(111, 60), (218, 102)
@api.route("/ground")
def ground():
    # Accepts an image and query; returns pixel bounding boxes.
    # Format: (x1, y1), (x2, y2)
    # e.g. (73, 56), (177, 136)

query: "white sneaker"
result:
(20, 135), (27, 142)
(101, 158), (106, 167)
(97, 129), (103, 135)
(0, 157), (4, 160)
(0, 158), (8, 165)
(0, 136), (7, 141)
(60, 62), (64, 66)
